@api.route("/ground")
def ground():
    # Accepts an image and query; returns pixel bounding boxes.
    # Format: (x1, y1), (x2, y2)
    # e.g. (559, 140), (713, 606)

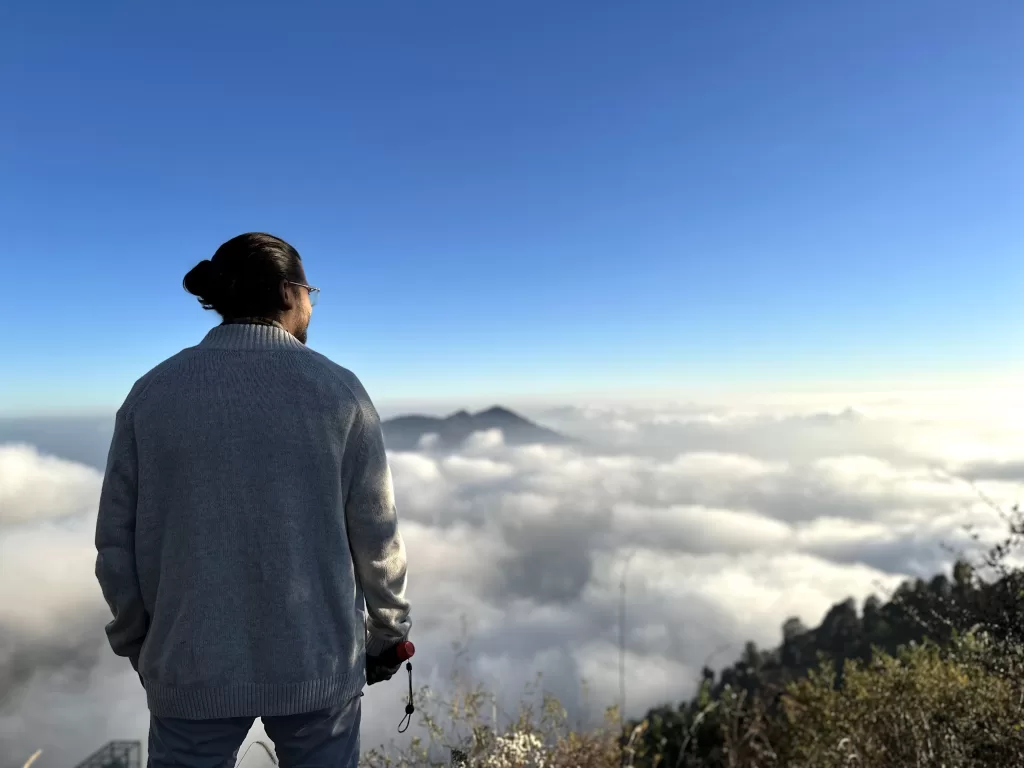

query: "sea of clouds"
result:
(2, 390), (1023, 766)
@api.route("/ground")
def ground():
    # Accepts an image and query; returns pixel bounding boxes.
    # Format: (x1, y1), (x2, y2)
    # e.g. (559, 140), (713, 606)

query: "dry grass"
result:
(357, 630), (1024, 767)
(359, 634), (627, 768)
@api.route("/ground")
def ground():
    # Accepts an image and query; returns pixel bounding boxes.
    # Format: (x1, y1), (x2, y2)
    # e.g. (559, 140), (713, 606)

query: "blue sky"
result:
(2, 0), (1022, 414)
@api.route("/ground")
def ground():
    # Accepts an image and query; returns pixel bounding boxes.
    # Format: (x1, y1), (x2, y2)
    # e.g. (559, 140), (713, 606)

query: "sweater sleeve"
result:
(346, 404), (412, 655)
(94, 402), (149, 668)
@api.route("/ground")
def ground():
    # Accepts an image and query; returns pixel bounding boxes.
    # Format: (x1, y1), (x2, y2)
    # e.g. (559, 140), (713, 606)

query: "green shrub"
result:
(782, 635), (1024, 768)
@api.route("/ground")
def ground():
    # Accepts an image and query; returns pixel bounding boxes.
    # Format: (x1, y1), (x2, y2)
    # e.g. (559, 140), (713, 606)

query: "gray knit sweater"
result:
(94, 321), (411, 720)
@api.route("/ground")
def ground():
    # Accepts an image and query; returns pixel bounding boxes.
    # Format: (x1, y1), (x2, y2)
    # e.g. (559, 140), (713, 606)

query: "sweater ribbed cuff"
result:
(145, 672), (365, 720)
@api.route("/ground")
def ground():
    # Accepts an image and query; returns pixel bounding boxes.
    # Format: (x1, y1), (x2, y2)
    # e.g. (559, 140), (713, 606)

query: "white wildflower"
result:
(477, 730), (548, 768)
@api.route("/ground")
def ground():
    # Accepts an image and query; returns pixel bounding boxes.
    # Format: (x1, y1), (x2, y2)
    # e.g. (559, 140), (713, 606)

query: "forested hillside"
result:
(624, 507), (1024, 767)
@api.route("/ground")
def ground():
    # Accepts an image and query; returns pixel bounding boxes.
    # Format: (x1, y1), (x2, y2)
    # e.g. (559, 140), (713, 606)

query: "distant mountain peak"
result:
(445, 406), (520, 422)
(381, 405), (572, 452)
(475, 405), (519, 420)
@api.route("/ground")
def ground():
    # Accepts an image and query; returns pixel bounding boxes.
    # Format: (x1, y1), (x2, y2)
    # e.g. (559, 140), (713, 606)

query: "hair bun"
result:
(183, 259), (224, 301)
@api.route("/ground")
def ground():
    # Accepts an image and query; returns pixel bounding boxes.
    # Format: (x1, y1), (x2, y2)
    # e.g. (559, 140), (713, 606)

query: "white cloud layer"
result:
(1, 391), (1021, 765)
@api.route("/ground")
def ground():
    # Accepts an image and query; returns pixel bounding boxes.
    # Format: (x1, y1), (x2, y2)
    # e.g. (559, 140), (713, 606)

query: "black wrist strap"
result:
(398, 662), (414, 733)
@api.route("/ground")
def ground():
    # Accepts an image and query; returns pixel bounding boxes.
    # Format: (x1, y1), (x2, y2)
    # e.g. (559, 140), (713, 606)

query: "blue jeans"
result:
(147, 693), (362, 768)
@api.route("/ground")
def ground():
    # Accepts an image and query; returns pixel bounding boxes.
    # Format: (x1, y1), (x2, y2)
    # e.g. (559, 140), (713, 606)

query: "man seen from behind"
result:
(94, 232), (412, 768)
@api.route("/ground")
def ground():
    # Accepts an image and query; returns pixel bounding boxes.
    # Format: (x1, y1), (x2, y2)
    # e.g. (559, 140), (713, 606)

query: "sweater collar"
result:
(197, 320), (307, 351)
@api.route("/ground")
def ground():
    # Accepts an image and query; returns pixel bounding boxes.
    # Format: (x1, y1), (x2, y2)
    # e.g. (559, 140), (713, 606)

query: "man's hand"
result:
(366, 657), (402, 685)
(366, 639), (413, 685)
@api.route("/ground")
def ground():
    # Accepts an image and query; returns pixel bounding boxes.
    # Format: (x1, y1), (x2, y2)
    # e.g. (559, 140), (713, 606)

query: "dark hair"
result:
(183, 233), (304, 319)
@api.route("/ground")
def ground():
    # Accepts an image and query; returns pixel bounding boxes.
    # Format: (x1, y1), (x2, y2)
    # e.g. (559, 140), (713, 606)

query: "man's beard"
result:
(294, 315), (310, 345)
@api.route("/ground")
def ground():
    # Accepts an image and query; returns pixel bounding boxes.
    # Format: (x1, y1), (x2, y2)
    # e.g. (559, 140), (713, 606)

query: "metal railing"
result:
(72, 741), (142, 768)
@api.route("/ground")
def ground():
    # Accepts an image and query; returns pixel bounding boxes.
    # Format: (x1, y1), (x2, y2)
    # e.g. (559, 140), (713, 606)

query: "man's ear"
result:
(278, 279), (295, 310)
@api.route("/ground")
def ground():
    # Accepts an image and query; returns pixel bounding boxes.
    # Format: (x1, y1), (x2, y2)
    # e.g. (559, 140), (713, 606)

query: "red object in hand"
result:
(396, 641), (415, 661)
(377, 640), (415, 666)
(367, 640), (416, 685)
